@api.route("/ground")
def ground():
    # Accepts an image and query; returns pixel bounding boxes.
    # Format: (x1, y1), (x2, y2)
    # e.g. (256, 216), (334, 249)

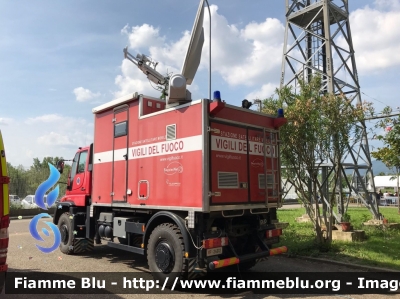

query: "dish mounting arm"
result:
(123, 46), (168, 87)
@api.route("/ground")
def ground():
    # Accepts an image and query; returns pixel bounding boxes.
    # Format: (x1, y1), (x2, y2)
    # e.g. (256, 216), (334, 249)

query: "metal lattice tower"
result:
(280, 0), (381, 219)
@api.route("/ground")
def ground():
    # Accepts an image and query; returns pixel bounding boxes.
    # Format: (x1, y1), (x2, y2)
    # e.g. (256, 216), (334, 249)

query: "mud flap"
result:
(72, 238), (94, 254)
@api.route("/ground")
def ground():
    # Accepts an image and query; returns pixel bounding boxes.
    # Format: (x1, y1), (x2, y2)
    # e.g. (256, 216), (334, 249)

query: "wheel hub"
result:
(155, 241), (174, 272)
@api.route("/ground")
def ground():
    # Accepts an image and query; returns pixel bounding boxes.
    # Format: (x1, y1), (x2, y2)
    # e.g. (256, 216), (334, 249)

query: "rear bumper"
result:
(208, 246), (288, 270)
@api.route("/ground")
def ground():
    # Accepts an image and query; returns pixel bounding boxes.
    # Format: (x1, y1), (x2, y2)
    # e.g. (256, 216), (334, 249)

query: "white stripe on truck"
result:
(211, 136), (276, 157)
(94, 135), (203, 164)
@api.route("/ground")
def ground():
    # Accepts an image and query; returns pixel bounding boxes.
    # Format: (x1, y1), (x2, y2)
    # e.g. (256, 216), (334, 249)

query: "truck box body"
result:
(54, 92), (288, 281)
(90, 93), (283, 212)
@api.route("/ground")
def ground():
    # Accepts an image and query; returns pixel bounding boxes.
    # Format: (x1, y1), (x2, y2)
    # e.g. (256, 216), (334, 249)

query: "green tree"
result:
(8, 157), (71, 201)
(263, 75), (371, 246)
(7, 163), (29, 198)
(371, 107), (400, 213)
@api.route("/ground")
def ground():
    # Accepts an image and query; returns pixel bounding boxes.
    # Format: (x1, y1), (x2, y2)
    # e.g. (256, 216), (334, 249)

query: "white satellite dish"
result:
(124, 0), (210, 106)
(181, 0), (205, 85)
(167, 0), (206, 106)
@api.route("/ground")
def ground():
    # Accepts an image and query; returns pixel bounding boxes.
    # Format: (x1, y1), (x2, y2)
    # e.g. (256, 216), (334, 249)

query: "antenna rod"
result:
(205, 0), (211, 101)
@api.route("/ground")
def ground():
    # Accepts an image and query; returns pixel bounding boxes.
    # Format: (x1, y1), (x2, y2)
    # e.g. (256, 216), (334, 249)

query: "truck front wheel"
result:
(147, 223), (186, 285)
(58, 213), (74, 254)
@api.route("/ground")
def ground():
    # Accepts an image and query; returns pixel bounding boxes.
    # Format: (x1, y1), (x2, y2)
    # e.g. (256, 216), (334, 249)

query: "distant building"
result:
(281, 179), (299, 201)
(374, 176), (400, 192)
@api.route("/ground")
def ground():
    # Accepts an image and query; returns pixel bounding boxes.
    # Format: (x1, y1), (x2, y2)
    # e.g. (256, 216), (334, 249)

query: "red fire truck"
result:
(0, 130), (10, 292)
(54, 91), (288, 280)
(53, 0), (288, 283)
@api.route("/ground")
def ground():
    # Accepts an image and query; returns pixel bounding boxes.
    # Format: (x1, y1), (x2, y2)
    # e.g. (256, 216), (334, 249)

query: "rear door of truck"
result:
(209, 120), (280, 206)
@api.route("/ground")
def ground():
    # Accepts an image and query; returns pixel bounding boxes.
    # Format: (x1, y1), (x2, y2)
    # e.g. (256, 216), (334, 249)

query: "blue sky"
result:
(1, 0), (400, 167)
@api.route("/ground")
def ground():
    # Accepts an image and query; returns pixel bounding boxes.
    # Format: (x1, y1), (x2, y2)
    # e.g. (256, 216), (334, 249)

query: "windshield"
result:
(70, 152), (80, 183)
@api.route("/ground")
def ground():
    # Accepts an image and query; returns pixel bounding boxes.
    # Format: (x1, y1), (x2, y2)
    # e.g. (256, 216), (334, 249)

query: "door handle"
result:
(81, 187), (86, 191)
(123, 154), (128, 160)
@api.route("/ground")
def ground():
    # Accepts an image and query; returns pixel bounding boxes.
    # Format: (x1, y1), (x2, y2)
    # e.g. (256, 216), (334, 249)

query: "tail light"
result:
(266, 228), (282, 238)
(202, 237), (229, 249)
(0, 215), (9, 268)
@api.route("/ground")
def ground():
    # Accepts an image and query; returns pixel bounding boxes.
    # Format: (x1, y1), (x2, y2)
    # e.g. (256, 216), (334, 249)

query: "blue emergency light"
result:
(213, 90), (221, 102)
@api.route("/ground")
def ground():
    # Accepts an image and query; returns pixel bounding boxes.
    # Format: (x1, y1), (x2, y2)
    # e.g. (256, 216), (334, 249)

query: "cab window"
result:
(70, 152), (79, 182)
(78, 151), (88, 173)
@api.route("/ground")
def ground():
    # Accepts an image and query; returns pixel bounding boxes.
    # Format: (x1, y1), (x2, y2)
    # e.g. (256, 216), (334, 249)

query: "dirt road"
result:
(2, 217), (398, 299)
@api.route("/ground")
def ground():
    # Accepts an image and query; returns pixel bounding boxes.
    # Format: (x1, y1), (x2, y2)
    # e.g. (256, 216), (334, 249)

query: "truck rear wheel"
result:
(147, 223), (186, 285)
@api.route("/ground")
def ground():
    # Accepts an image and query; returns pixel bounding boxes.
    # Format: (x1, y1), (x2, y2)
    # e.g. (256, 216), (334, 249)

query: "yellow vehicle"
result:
(0, 130), (10, 292)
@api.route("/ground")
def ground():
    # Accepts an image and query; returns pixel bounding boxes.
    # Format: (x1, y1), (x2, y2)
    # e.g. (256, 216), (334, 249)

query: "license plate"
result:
(206, 247), (223, 257)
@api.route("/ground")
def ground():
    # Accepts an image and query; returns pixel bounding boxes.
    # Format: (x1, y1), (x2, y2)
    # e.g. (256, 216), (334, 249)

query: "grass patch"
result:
(277, 206), (400, 270)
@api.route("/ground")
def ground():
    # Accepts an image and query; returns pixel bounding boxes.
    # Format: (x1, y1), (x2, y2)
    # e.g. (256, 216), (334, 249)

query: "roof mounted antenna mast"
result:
(123, 47), (169, 94)
(123, 0), (209, 107)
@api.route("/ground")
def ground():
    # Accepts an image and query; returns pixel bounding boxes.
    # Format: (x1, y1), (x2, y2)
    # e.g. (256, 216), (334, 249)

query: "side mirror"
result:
(56, 160), (65, 174)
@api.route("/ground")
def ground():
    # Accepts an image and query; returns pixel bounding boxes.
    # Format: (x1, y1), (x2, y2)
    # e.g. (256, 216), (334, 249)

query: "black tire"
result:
(58, 212), (74, 254)
(58, 212), (94, 254)
(147, 223), (186, 285)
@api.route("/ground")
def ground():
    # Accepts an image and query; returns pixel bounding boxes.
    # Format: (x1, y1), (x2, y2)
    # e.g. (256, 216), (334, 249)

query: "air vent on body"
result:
(258, 174), (274, 189)
(218, 172), (239, 189)
(166, 124), (176, 140)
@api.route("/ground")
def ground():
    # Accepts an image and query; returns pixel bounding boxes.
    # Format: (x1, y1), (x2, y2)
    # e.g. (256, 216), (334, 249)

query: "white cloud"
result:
(374, 0), (400, 10)
(125, 24), (166, 51)
(25, 114), (64, 124)
(201, 6), (284, 87)
(37, 132), (74, 146)
(115, 4), (285, 100)
(0, 117), (13, 126)
(245, 83), (277, 101)
(73, 87), (101, 102)
(121, 24), (129, 35)
(2, 113), (93, 168)
(343, 0), (400, 72)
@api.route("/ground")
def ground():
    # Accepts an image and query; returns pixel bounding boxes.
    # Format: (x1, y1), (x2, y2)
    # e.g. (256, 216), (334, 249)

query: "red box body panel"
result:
(209, 120), (280, 205)
(92, 96), (203, 209)
(91, 96), (283, 211)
